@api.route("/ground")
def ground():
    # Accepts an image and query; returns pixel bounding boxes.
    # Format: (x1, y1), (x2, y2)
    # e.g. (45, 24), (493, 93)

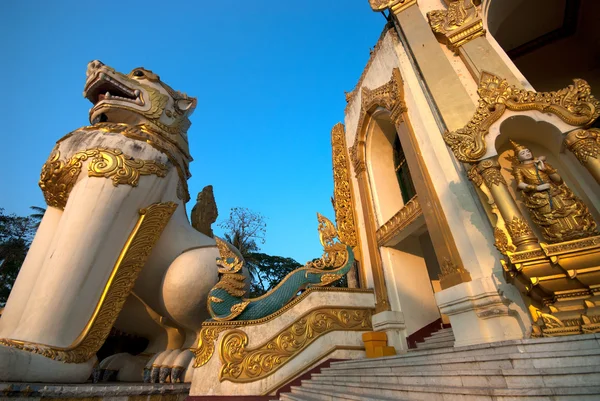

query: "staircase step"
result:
(415, 340), (454, 349)
(298, 379), (600, 401)
(322, 348), (600, 375)
(418, 332), (455, 344)
(312, 365), (600, 389)
(291, 384), (401, 401)
(329, 335), (600, 369)
(429, 328), (453, 337)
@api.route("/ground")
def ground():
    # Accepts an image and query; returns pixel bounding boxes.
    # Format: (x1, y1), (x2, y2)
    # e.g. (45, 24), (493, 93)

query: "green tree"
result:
(218, 207), (267, 289)
(0, 208), (36, 306)
(245, 252), (302, 297)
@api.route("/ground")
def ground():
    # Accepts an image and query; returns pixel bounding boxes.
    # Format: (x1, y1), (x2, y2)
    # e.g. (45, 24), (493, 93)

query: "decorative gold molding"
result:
(192, 326), (228, 368)
(218, 308), (373, 383)
(376, 196), (422, 245)
(39, 147), (169, 210)
(494, 227), (515, 255)
(0, 202), (177, 363)
(351, 68), (406, 174)
(564, 128), (600, 163)
(476, 159), (504, 187)
(444, 72), (600, 163)
(369, 0), (416, 13)
(427, 0), (485, 52)
(438, 257), (471, 290)
(60, 123), (191, 202)
(331, 123), (359, 250)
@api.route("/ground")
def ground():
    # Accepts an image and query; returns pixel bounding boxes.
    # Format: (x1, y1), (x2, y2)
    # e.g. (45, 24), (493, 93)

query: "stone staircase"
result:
(413, 327), (455, 350)
(274, 333), (600, 401)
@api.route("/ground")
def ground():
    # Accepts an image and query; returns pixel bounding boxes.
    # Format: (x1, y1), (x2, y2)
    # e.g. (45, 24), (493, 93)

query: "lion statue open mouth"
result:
(0, 60), (243, 384)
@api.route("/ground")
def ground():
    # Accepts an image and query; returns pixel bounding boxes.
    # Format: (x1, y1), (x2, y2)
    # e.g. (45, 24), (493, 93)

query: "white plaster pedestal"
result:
(189, 288), (375, 398)
(372, 310), (408, 353)
(436, 277), (529, 347)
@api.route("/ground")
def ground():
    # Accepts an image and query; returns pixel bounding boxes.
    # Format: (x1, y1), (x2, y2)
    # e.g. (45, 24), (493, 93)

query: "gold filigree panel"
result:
(0, 202), (177, 363)
(368, 0), (416, 13)
(218, 307), (373, 383)
(39, 147), (169, 210)
(60, 123), (192, 202)
(444, 72), (600, 163)
(427, 0), (485, 52)
(376, 196), (421, 245)
(331, 123), (358, 249)
(350, 68), (406, 174)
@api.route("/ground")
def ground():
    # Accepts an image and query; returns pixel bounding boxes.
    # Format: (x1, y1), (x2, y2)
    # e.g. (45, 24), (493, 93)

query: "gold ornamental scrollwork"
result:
(39, 147), (169, 210)
(61, 122), (192, 202)
(218, 307), (373, 383)
(351, 68), (406, 173)
(0, 202), (177, 363)
(376, 196), (422, 245)
(331, 123), (359, 249)
(192, 326), (228, 368)
(476, 159), (504, 187)
(427, 0), (485, 52)
(444, 72), (600, 163)
(368, 0), (416, 13)
(564, 128), (600, 164)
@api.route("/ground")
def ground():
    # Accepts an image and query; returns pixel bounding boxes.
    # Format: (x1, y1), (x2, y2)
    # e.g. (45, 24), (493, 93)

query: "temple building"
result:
(330, 0), (600, 351)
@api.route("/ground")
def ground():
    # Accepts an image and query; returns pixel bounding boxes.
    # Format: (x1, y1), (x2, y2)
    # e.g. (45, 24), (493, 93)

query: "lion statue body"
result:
(0, 61), (224, 383)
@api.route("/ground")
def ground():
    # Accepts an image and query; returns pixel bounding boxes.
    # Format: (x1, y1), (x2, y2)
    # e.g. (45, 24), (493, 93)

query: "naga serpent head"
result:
(83, 60), (197, 143)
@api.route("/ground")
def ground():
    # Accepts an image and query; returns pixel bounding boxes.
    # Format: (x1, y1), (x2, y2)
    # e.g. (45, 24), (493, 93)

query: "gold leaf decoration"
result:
(427, 0), (485, 52)
(331, 123), (358, 249)
(0, 202), (177, 363)
(193, 326), (228, 368)
(376, 196), (421, 246)
(218, 308), (373, 382)
(39, 148), (169, 210)
(444, 72), (600, 163)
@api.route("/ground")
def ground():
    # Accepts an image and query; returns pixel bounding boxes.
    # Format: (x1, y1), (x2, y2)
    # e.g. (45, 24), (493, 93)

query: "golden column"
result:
(564, 128), (600, 185)
(476, 158), (539, 251)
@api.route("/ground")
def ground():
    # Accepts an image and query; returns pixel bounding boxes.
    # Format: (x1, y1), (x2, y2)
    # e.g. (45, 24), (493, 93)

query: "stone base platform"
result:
(0, 382), (189, 400)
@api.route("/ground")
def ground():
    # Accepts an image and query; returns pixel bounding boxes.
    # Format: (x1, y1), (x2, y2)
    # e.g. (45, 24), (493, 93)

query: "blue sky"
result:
(0, 1), (384, 263)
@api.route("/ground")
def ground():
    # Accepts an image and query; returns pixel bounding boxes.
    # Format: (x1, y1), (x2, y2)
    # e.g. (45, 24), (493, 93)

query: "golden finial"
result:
(509, 139), (526, 153)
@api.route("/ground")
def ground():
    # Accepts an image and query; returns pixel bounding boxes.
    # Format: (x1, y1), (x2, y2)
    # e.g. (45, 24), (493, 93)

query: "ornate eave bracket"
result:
(443, 72), (600, 163)
(427, 0), (485, 53)
(369, 0), (417, 13)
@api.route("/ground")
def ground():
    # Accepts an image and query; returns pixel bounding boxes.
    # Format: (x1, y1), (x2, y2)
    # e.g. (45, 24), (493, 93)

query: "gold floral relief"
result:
(564, 128), (600, 164)
(351, 68), (406, 171)
(444, 72), (600, 163)
(0, 202), (177, 363)
(427, 0), (485, 52)
(39, 148), (169, 210)
(331, 123), (358, 249)
(218, 308), (373, 383)
(376, 196), (422, 245)
(193, 326), (228, 368)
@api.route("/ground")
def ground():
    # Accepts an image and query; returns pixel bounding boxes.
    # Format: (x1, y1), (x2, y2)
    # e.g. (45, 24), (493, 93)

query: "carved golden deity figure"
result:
(509, 140), (597, 243)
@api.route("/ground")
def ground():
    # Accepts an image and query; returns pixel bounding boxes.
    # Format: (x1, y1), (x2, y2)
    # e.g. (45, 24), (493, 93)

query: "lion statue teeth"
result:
(0, 60), (239, 384)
